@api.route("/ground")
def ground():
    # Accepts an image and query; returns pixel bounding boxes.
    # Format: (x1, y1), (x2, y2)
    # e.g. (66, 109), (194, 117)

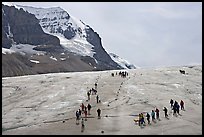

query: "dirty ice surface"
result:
(2, 65), (202, 135)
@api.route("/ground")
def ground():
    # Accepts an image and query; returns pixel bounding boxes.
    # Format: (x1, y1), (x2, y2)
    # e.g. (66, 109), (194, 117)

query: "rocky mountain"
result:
(2, 3), (136, 77)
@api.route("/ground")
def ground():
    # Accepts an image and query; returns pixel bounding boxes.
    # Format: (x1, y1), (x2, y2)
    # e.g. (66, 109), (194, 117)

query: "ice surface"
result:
(2, 65), (202, 135)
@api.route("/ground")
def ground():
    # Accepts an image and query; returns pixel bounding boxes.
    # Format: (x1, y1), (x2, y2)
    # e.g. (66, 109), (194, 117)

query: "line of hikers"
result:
(76, 102), (101, 121)
(138, 107), (160, 126)
(137, 99), (185, 127)
(75, 82), (102, 132)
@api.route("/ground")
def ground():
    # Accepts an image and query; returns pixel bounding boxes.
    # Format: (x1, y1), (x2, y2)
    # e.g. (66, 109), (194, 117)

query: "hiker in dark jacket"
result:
(163, 107), (168, 118)
(87, 104), (92, 115)
(97, 108), (101, 118)
(170, 99), (174, 108)
(146, 112), (150, 124)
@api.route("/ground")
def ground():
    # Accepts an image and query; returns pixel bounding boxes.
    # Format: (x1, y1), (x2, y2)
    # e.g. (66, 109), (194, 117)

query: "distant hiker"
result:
(176, 103), (180, 115)
(179, 70), (185, 74)
(87, 104), (92, 115)
(87, 91), (91, 100)
(170, 99), (174, 108)
(90, 89), (93, 95)
(96, 95), (99, 103)
(76, 110), (80, 125)
(140, 113), (145, 125)
(163, 107), (168, 118)
(172, 105), (177, 116)
(97, 108), (101, 118)
(151, 110), (155, 121)
(84, 106), (87, 112)
(172, 101), (178, 116)
(78, 109), (82, 118)
(146, 112), (150, 124)
(81, 103), (85, 112)
(84, 109), (88, 120)
(180, 100), (184, 110)
(138, 113), (142, 126)
(81, 118), (85, 132)
(111, 73), (114, 77)
(95, 83), (97, 89)
(155, 108), (160, 120)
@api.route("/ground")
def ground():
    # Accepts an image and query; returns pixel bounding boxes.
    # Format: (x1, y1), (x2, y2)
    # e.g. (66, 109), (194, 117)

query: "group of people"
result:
(75, 83), (102, 132)
(137, 107), (160, 126)
(136, 99), (185, 127)
(170, 99), (184, 116)
(75, 103), (92, 124)
(86, 89), (100, 103)
(111, 71), (129, 78)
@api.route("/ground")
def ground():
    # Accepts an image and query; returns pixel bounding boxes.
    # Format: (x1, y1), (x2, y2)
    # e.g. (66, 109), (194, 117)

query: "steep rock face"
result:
(85, 27), (121, 70)
(2, 4), (62, 51)
(2, 5), (13, 49)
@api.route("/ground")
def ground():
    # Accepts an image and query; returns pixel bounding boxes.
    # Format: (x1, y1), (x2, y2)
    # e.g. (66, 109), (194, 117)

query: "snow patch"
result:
(109, 53), (137, 69)
(60, 58), (66, 61)
(50, 56), (57, 61)
(2, 48), (15, 54)
(30, 60), (40, 64)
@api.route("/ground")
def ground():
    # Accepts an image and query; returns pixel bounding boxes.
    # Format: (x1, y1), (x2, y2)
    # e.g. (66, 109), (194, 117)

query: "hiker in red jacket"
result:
(180, 100), (184, 110)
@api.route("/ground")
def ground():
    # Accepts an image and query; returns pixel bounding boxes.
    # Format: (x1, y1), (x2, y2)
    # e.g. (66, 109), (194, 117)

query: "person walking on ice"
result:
(96, 95), (99, 103)
(180, 100), (185, 110)
(155, 108), (160, 120)
(140, 113), (145, 126)
(170, 99), (174, 108)
(87, 91), (91, 101)
(173, 101), (178, 116)
(80, 103), (85, 112)
(81, 118), (85, 132)
(146, 112), (151, 124)
(163, 107), (168, 118)
(84, 109), (88, 121)
(97, 108), (101, 119)
(151, 110), (155, 122)
(95, 83), (97, 90)
(87, 104), (92, 115)
(76, 110), (80, 125)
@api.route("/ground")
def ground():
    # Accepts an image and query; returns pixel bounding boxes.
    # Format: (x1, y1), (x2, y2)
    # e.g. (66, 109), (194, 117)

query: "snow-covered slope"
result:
(2, 65), (202, 135)
(109, 53), (137, 69)
(15, 5), (95, 58)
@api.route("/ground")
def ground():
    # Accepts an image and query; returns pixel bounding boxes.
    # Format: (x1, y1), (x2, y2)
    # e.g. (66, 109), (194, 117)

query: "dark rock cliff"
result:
(85, 27), (121, 70)
(2, 4), (62, 51)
